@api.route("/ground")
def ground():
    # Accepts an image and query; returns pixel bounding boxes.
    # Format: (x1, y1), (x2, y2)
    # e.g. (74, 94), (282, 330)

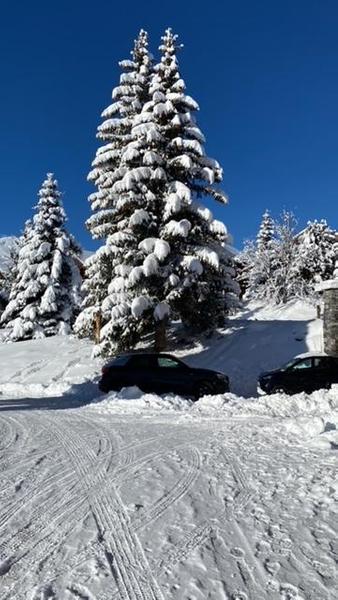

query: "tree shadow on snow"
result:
(0, 380), (101, 412)
(182, 319), (313, 398)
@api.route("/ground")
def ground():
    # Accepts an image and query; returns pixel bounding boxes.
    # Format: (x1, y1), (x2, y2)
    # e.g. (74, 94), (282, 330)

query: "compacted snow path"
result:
(0, 400), (337, 600)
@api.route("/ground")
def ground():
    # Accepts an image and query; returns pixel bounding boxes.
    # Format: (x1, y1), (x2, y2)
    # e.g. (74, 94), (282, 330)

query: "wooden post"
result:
(94, 311), (102, 345)
(154, 319), (167, 352)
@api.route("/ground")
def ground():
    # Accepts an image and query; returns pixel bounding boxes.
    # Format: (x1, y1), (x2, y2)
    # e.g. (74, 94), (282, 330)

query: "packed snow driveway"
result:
(0, 399), (337, 600)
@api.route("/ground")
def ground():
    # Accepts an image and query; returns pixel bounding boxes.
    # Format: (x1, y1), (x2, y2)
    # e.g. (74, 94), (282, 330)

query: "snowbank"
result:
(88, 384), (338, 420)
(90, 386), (193, 414)
(192, 387), (338, 418)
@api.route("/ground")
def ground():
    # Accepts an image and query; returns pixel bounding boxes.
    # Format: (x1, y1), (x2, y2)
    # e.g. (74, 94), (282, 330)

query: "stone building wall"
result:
(323, 287), (338, 356)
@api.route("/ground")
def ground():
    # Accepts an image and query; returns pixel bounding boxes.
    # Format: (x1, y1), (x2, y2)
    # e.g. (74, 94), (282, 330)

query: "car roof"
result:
(118, 352), (177, 357)
(109, 352), (181, 361)
(294, 352), (336, 359)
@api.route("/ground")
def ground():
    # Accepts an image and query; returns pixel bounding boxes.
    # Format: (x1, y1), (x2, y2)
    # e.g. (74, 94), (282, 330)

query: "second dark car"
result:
(99, 352), (229, 399)
(258, 353), (338, 395)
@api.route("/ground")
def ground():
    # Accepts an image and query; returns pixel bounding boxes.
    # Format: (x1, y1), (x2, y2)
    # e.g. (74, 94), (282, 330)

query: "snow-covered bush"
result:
(1, 174), (82, 340)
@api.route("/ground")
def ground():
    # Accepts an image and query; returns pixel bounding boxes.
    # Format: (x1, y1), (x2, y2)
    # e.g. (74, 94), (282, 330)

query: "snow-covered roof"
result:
(316, 279), (338, 291)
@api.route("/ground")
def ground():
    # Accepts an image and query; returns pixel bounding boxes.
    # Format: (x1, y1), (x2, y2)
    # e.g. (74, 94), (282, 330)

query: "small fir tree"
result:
(256, 210), (274, 252)
(1, 174), (82, 340)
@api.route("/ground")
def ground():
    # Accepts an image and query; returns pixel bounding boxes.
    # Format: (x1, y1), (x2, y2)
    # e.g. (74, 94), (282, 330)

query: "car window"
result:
(314, 357), (332, 368)
(291, 358), (312, 370)
(129, 356), (154, 369)
(157, 357), (182, 368)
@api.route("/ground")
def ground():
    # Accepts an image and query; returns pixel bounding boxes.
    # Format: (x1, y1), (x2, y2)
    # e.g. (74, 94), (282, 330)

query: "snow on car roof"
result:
(294, 351), (328, 359)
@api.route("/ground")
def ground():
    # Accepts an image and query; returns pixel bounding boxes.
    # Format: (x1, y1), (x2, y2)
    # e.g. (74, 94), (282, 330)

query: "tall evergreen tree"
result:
(1, 174), (82, 340)
(75, 29), (154, 342)
(87, 28), (238, 355)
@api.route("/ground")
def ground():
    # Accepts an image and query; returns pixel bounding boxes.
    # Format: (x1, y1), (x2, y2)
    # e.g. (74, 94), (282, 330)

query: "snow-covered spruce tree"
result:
(295, 220), (336, 293)
(74, 30), (154, 342)
(95, 28), (238, 354)
(256, 209), (274, 252)
(238, 210), (276, 301)
(1, 174), (82, 340)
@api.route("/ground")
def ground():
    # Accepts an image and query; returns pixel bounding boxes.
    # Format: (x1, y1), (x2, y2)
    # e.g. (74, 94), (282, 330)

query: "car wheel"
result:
(195, 380), (215, 399)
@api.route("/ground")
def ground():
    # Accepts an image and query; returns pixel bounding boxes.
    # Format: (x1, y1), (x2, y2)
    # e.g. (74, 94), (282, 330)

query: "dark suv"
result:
(258, 354), (338, 395)
(99, 352), (229, 399)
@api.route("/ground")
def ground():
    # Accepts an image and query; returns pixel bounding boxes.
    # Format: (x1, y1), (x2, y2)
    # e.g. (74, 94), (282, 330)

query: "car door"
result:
(126, 355), (156, 391)
(330, 358), (338, 384)
(312, 357), (333, 390)
(153, 356), (190, 395)
(313, 356), (338, 389)
(283, 357), (315, 393)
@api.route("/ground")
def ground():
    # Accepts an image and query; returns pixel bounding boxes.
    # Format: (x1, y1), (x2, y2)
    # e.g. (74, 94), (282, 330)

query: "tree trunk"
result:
(94, 312), (102, 344)
(154, 319), (167, 352)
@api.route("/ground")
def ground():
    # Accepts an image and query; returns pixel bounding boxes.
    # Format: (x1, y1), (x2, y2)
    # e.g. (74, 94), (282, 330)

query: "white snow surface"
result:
(0, 300), (337, 599)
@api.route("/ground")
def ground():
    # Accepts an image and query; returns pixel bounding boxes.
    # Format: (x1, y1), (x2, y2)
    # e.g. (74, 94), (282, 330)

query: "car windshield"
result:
(281, 359), (297, 370)
(108, 355), (130, 367)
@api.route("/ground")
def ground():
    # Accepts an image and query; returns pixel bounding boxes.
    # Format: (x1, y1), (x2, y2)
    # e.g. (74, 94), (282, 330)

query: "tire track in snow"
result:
(0, 414), (30, 456)
(153, 445), (260, 587)
(42, 414), (165, 600)
(51, 445), (201, 592)
(0, 412), (117, 596)
(133, 446), (201, 532)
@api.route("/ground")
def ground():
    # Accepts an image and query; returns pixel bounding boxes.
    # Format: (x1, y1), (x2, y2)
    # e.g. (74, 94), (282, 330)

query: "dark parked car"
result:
(99, 352), (229, 399)
(258, 353), (338, 395)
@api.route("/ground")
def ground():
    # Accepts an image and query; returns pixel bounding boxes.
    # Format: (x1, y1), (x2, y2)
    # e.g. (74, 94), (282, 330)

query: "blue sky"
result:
(1, 0), (337, 250)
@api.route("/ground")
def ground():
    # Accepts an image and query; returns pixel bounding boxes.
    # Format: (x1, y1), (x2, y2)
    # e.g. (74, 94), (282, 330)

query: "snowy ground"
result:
(0, 302), (337, 599)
